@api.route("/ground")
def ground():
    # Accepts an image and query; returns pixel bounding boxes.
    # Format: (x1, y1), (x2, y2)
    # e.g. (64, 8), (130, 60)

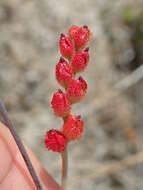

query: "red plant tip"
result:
(59, 57), (65, 62)
(71, 50), (89, 73)
(84, 47), (89, 52)
(77, 115), (81, 119)
(67, 77), (87, 103)
(45, 129), (67, 152)
(78, 76), (83, 81)
(60, 34), (75, 60)
(51, 90), (71, 117)
(60, 33), (65, 38)
(63, 114), (83, 141)
(68, 25), (79, 38)
(58, 89), (63, 93)
(72, 26), (91, 50)
(56, 58), (73, 88)
(83, 25), (88, 29)
(78, 76), (87, 91)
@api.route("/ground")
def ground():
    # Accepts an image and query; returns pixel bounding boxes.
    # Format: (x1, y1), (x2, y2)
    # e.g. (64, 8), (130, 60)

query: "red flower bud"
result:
(67, 77), (87, 103)
(72, 25), (91, 50)
(60, 33), (75, 59)
(63, 115), (83, 141)
(56, 57), (73, 88)
(45, 129), (67, 152)
(71, 48), (89, 73)
(51, 89), (71, 117)
(68, 25), (79, 38)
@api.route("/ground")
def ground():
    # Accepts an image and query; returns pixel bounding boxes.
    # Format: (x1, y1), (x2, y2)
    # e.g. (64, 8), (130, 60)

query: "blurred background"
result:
(0, 0), (143, 189)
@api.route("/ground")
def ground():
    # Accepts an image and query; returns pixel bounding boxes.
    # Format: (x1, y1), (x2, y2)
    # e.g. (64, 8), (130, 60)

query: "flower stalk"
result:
(61, 149), (68, 190)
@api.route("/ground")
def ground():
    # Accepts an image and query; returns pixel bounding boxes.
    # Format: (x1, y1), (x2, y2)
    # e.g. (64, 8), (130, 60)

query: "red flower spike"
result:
(71, 48), (89, 73)
(68, 25), (79, 38)
(56, 57), (73, 88)
(60, 33), (75, 59)
(45, 129), (67, 152)
(51, 89), (71, 117)
(72, 25), (91, 50)
(84, 47), (89, 52)
(63, 115), (83, 141)
(67, 77), (87, 103)
(46, 25), (91, 156)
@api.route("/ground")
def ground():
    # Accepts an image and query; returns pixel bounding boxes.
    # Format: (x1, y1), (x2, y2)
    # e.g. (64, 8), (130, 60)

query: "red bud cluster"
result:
(51, 89), (71, 117)
(69, 25), (91, 50)
(56, 57), (73, 88)
(45, 25), (91, 152)
(45, 129), (67, 152)
(60, 34), (74, 59)
(71, 48), (89, 73)
(63, 115), (83, 141)
(67, 77), (87, 103)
